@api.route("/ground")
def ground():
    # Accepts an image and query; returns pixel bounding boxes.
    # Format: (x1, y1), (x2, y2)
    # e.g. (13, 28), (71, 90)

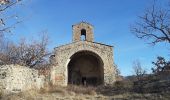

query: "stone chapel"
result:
(50, 22), (116, 86)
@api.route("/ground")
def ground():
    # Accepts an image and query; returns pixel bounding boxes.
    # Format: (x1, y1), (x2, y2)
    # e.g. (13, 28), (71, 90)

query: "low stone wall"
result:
(0, 65), (45, 93)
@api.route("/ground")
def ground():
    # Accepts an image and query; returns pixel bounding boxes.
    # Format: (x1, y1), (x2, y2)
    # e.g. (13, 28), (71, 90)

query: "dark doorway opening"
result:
(82, 77), (87, 86)
(68, 51), (104, 86)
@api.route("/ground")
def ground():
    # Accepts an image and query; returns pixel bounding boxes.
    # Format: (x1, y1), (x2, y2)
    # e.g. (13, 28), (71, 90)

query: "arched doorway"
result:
(67, 50), (104, 86)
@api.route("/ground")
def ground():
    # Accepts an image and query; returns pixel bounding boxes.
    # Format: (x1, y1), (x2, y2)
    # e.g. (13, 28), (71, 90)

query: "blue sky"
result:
(6, 0), (170, 76)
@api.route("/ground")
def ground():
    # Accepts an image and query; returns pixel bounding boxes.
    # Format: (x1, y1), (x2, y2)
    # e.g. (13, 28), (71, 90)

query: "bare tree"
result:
(0, 31), (50, 68)
(131, 1), (170, 45)
(114, 64), (121, 78)
(0, 0), (22, 35)
(133, 60), (146, 81)
(0, 0), (23, 52)
(132, 60), (147, 93)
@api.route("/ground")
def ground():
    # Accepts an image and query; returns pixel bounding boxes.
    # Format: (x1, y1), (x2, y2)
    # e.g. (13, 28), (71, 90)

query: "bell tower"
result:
(72, 22), (94, 42)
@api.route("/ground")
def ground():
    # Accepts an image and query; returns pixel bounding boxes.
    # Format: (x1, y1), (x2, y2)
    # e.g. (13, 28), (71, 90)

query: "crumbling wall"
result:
(0, 65), (45, 93)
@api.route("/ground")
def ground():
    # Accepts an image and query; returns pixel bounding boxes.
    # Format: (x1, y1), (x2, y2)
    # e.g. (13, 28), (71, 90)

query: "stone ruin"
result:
(0, 65), (44, 93)
(0, 22), (117, 93)
(50, 22), (116, 86)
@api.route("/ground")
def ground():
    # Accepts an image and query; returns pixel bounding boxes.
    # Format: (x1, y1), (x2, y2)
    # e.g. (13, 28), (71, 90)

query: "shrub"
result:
(113, 80), (133, 93)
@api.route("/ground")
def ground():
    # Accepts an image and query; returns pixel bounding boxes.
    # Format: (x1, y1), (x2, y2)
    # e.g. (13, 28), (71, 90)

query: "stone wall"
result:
(51, 41), (116, 86)
(73, 22), (94, 42)
(50, 22), (116, 86)
(0, 65), (45, 93)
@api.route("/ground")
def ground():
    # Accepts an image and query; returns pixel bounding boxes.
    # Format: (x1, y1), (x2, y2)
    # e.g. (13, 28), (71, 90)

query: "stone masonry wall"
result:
(73, 22), (94, 42)
(51, 41), (116, 86)
(0, 65), (45, 93)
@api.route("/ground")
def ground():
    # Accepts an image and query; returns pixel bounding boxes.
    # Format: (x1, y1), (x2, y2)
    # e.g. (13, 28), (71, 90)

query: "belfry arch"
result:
(81, 29), (86, 41)
(72, 22), (94, 42)
(67, 50), (104, 86)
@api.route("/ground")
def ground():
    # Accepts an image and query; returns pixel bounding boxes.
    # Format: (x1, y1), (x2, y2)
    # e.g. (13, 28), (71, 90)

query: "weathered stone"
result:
(0, 65), (45, 93)
(50, 22), (116, 86)
(73, 22), (94, 42)
(0, 22), (117, 93)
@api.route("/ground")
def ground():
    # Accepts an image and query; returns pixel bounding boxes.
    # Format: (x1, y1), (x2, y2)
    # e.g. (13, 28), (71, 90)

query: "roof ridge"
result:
(72, 21), (93, 27)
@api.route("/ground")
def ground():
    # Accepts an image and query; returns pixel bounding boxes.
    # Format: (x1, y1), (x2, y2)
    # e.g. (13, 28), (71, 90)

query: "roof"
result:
(72, 21), (94, 27)
(54, 41), (113, 49)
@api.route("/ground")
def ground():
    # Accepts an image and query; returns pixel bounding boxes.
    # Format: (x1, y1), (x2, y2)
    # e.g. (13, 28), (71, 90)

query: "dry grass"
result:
(1, 84), (98, 100)
(0, 89), (3, 100)
(2, 88), (39, 100)
(1, 84), (170, 100)
(113, 92), (170, 100)
(39, 84), (97, 96)
(66, 85), (97, 95)
(39, 84), (67, 95)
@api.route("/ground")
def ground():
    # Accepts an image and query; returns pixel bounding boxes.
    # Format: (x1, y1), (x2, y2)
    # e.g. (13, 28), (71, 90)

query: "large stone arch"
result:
(51, 41), (116, 86)
(67, 50), (104, 86)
